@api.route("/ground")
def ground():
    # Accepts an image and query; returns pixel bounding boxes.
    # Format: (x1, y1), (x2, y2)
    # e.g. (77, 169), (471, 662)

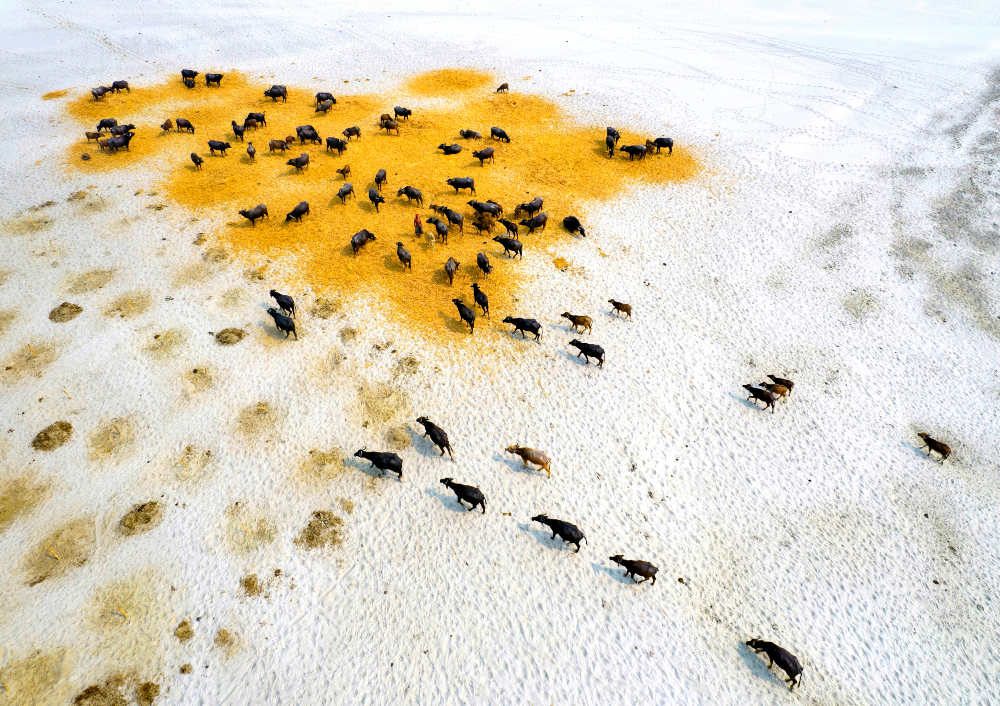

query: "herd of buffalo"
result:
(79, 70), (954, 694)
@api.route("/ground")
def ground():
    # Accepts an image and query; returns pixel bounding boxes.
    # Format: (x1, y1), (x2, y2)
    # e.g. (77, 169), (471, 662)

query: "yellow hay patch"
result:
(63, 69), (701, 339)
(403, 68), (496, 96)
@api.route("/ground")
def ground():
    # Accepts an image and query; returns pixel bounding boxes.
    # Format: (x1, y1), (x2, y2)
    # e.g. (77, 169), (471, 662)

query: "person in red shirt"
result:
(414, 213), (423, 237)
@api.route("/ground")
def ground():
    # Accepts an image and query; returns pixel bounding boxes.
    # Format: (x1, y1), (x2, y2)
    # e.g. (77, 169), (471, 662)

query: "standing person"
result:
(414, 213), (423, 238)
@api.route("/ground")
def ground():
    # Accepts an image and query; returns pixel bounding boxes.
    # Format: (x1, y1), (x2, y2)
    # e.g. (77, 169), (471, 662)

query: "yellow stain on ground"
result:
(403, 68), (495, 96)
(42, 89), (70, 100)
(63, 69), (702, 340)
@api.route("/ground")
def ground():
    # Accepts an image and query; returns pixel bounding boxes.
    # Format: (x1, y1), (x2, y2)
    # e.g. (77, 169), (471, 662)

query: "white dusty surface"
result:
(1, 1), (999, 704)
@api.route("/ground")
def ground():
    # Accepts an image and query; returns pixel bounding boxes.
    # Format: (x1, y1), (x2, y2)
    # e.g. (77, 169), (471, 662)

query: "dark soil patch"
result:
(294, 510), (345, 549)
(49, 302), (83, 323)
(73, 674), (126, 706)
(214, 628), (234, 648)
(0, 474), (51, 531)
(119, 502), (163, 536)
(310, 297), (341, 319)
(202, 246), (229, 263)
(0, 308), (16, 336)
(31, 421), (73, 451)
(215, 328), (245, 345)
(240, 573), (262, 597)
(137, 681), (160, 706)
(174, 619), (193, 642)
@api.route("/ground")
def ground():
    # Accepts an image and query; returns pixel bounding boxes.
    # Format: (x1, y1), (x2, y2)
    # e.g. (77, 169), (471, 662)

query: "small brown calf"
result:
(761, 383), (789, 401)
(609, 299), (632, 319)
(561, 313), (592, 334)
(336, 164), (351, 179)
(505, 446), (551, 477)
(917, 433), (951, 462)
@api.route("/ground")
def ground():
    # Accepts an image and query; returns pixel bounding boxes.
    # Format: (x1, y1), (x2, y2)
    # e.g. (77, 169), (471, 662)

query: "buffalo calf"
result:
(531, 514), (586, 552)
(493, 236), (522, 259)
(746, 639), (803, 691)
(563, 216), (586, 237)
(518, 213), (548, 234)
(445, 257), (459, 285)
(569, 339), (604, 367)
(609, 555), (658, 584)
(326, 136), (347, 154)
(743, 384), (775, 413)
(513, 197), (542, 218)
(446, 177), (475, 194)
(473, 147), (495, 165)
(267, 307), (297, 339)
(269, 290), (295, 317)
(208, 141), (231, 156)
(396, 242), (412, 271)
(351, 229), (376, 255)
(506, 446), (551, 477)
(453, 299), (475, 333)
(609, 299), (632, 319)
(417, 417), (454, 458)
(287, 153), (310, 171)
(917, 432), (951, 462)
(503, 316), (540, 340)
(285, 201), (310, 222)
(354, 448), (402, 480)
(561, 313), (591, 334)
(476, 252), (492, 276)
(619, 144), (646, 160)
(397, 185), (422, 205)
(440, 478), (485, 512)
(238, 204), (268, 225)
(653, 137), (674, 155)
(767, 374), (795, 395)
(336, 182), (355, 203)
(471, 283), (489, 317)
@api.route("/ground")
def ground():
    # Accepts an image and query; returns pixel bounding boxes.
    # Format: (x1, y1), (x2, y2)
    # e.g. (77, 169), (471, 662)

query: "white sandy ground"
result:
(1, 1), (999, 704)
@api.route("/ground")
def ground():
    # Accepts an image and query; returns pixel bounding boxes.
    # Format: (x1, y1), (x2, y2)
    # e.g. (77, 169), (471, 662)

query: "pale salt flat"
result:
(0, 1), (998, 704)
